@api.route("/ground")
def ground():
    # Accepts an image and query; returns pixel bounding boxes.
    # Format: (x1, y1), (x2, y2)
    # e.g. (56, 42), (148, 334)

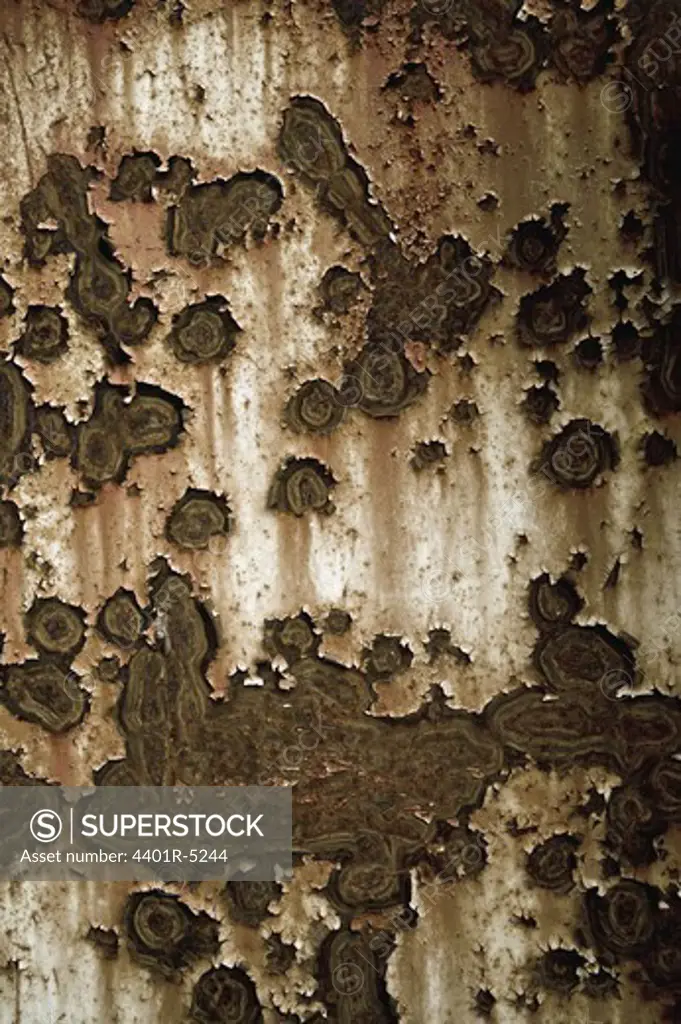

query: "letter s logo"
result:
(29, 809), (63, 843)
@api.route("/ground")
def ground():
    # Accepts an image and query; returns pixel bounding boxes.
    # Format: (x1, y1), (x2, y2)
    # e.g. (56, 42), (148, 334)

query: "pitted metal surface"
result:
(1, 1), (681, 1021)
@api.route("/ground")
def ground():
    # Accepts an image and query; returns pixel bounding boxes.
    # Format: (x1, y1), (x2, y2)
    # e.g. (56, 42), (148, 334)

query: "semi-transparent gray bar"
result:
(0, 786), (292, 881)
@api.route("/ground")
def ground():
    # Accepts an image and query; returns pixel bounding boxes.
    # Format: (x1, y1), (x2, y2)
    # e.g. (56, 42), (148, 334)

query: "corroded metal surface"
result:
(1, 0), (681, 1021)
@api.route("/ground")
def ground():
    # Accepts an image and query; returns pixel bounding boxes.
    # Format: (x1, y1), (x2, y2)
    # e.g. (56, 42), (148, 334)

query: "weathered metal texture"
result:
(1, 0), (681, 1021)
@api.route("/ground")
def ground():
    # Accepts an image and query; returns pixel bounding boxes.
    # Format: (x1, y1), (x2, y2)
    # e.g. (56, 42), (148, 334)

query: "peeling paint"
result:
(1, 0), (681, 1021)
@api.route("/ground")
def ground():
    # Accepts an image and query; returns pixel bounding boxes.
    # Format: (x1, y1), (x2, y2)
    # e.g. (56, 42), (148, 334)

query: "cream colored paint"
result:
(0, 1), (679, 1021)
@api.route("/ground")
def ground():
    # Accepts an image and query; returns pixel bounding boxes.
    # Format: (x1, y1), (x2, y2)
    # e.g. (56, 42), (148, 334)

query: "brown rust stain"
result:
(2, 2), (681, 1022)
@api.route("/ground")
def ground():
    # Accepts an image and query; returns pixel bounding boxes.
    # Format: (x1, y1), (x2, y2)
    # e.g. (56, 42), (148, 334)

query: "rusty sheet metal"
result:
(1, 0), (681, 1021)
